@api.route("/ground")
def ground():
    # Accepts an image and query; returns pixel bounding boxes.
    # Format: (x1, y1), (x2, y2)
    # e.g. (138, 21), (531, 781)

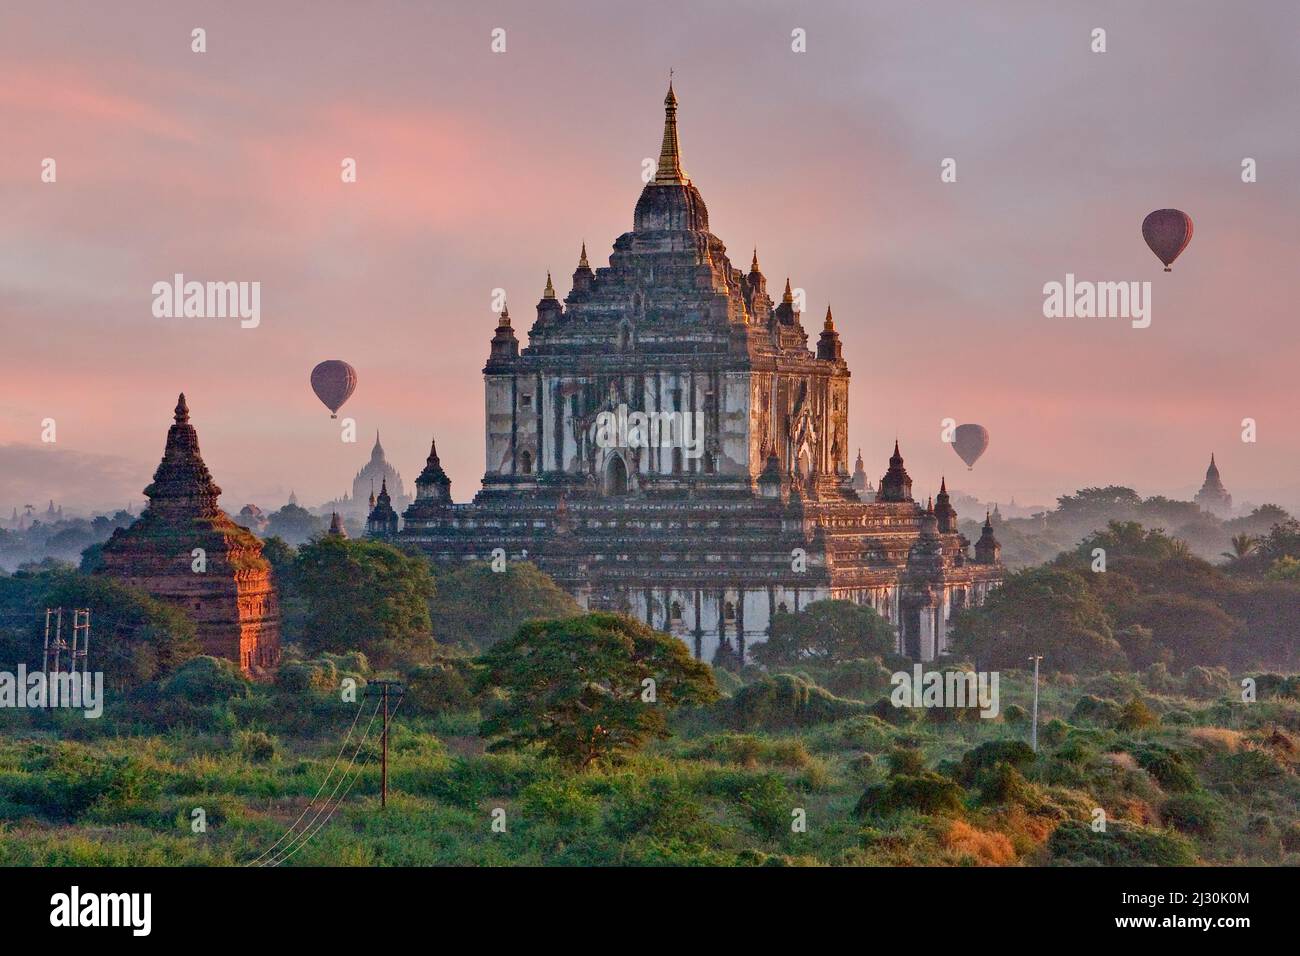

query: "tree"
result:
(752, 599), (895, 665)
(1076, 521), (1189, 564)
(265, 504), (324, 545)
(1122, 593), (1242, 669)
(44, 574), (200, 689)
(951, 567), (1126, 672)
(294, 537), (436, 663)
(1258, 519), (1300, 563)
(1222, 533), (1259, 562)
(430, 561), (579, 649)
(1055, 486), (1143, 519)
(259, 536), (297, 580)
(260, 537), (302, 642)
(476, 613), (719, 767)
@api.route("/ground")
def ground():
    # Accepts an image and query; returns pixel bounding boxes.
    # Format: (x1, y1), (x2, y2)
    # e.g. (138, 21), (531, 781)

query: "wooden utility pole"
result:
(368, 680), (404, 809)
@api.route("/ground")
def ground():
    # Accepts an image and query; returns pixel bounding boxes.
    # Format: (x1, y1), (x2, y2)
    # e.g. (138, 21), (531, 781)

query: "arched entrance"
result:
(603, 455), (628, 496)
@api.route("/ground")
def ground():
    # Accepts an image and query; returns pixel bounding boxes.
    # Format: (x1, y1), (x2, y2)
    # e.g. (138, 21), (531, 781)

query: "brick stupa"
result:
(98, 393), (280, 674)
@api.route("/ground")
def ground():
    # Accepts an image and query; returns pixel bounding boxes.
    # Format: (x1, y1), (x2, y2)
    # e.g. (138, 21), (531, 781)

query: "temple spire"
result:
(750, 248), (761, 273)
(824, 304), (834, 330)
(174, 392), (189, 424)
(578, 242), (590, 270)
(544, 273), (556, 299)
(654, 79), (688, 185)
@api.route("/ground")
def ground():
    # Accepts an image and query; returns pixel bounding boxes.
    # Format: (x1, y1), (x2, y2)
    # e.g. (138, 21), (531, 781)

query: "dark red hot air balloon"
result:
(952, 424), (989, 471)
(311, 360), (357, 418)
(1142, 209), (1193, 272)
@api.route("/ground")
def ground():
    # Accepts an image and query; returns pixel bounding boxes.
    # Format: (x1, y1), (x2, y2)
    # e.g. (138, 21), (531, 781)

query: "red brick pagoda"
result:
(98, 394), (280, 674)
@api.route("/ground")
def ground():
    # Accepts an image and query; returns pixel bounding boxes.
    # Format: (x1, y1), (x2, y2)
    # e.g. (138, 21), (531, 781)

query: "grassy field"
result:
(1, 662), (1298, 867)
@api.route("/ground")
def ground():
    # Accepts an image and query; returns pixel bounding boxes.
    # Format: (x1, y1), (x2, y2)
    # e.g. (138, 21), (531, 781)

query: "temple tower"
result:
(97, 394), (280, 674)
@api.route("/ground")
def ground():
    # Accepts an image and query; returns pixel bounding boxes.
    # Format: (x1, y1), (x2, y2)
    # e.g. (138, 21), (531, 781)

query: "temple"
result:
(98, 394), (281, 674)
(1194, 454), (1233, 516)
(322, 431), (409, 519)
(382, 83), (1003, 662)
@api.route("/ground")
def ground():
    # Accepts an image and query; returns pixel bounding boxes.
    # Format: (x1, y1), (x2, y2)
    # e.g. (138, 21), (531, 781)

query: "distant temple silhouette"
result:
(320, 431), (409, 520)
(1194, 453), (1233, 516)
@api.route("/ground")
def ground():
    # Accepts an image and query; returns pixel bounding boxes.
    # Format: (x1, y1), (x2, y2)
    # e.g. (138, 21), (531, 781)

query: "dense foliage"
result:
(429, 561), (579, 649)
(294, 537), (436, 663)
(476, 613), (719, 766)
(753, 599), (895, 666)
(954, 521), (1300, 672)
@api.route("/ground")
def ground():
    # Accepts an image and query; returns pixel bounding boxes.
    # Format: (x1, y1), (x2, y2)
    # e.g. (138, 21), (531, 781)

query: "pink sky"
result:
(2, 1), (1298, 517)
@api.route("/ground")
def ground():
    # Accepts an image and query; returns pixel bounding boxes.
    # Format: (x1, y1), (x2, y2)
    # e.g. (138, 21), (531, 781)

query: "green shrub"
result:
(6, 744), (159, 822)
(820, 658), (895, 700)
(855, 772), (965, 818)
(953, 739), (1036, 784)
(1118, 697), (1159, 731)
(1133, 745), (1197, 792)
(235, 730), (277, 764)
(1048, 819), (1197, 866)
(1054, 738), (1096, 765)
(275, 658), (339, 693)
(160, 656), (250, 704)
(976, 763), (1042, 809)
(404, 659), (474, 716)
(1002, 704), (1027, 724)
(737, 775), (793, 841)
(1041, 718), (1070, 746)
(1161, 792), (1225, 837)
(1071, 695), (1122, 727)
(719, 674), (865, 731)
(1144, 662), (1175, 692)
(518, 779), (599, 829)
(1184, 666), (1231, 698)
(686, 733), (811, 769)
(885, 747), (926, 777)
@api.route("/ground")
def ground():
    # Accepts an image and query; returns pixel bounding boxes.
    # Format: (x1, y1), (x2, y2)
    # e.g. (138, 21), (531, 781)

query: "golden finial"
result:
(654, 75), (687, 185)
(578, 242), (589, 270)
(750, 248), (760, 273)
(499, 300), (510, 326)
(783, 278), (793, 303)
(544, 273), (556, 298)
(824, 304), (834, 330)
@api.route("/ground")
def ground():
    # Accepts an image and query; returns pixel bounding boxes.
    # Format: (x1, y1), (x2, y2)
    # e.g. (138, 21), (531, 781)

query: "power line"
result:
(261, 696), (387, 867)
(268, 688), (406, 868)
(245, 697), (369, 866)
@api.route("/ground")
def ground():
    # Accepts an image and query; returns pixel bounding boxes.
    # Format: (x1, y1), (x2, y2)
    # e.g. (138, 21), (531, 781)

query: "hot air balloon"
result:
(311, 360), (357, 418)
(951, 424), (989, 471)
(1142, 209), (1193, 272)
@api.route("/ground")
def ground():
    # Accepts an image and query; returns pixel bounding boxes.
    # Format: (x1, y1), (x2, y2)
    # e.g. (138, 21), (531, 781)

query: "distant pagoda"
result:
(1194, 453), (1232, 516)
(97, 394), (280, 674)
